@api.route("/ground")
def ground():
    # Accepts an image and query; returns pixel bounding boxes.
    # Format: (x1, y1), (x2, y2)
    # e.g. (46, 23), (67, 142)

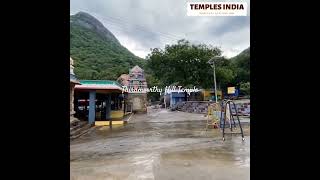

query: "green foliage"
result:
(146, 40), (250, 95)
(145, 74), (162, 101)
(146, 39), (221, 89)
(240, 82), (250, 95)
(215, 67), (235, 89)
(230, 47), (250, 84)
(70, 16), (146, 80)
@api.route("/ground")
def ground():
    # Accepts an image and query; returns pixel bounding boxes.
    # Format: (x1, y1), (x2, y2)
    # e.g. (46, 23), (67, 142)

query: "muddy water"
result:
(70, 108), (250, 180)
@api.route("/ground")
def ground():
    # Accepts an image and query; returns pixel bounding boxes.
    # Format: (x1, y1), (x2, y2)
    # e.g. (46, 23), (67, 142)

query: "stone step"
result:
(70, 121), (87, 131)
(70, 121), (89, 133)
(70, 123), (92, 138)
(70, 125), (94, 140)
(70, 121), (88, 132)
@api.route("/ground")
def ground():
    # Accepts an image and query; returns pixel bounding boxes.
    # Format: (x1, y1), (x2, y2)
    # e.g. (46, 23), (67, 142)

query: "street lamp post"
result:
(212, 61), (218, 103)
(208, 58), (219, 103)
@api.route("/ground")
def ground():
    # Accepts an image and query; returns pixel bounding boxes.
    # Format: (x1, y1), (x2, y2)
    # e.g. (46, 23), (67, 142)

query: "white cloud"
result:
(71, 0), (250, 58)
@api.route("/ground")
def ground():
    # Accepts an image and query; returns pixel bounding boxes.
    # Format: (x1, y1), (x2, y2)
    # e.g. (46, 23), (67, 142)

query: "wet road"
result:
(70, 108), (250, 180)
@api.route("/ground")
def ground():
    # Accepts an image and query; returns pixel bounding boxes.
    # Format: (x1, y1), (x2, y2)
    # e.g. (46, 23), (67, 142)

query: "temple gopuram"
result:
(117, 65), (148, 113)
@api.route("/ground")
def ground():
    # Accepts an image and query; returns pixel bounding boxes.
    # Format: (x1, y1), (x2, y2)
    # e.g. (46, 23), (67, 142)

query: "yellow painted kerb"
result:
(95, 121), (124, 126)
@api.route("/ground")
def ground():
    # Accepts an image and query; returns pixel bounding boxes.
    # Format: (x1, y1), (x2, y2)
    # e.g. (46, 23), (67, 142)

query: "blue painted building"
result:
(164, 91), (186, 108)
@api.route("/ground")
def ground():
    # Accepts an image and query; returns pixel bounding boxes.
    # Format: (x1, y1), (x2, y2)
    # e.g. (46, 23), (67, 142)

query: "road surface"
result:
(70, 108), (250, 180)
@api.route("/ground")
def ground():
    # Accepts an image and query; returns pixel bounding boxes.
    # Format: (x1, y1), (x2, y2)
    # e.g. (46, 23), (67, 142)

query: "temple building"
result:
(117, 65), (148, 113)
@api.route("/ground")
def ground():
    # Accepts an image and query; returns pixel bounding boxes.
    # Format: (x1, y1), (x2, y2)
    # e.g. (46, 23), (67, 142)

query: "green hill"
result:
(70, 12), (146, 80)
(231, 47), (250, 70)
(230, 47), (250, 94)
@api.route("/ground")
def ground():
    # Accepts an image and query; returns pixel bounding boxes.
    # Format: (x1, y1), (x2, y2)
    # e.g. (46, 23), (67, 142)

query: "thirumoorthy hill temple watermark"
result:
(187, 2), (247, 16)
(122, 86), (200, 95)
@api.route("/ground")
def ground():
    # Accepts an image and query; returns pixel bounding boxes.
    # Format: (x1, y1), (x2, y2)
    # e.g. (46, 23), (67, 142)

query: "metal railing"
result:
(220, 99), (245, 141)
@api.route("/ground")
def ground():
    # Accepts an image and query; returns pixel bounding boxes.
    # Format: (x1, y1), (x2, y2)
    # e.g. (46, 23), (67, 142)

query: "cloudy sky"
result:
(70, 0), (250, 59)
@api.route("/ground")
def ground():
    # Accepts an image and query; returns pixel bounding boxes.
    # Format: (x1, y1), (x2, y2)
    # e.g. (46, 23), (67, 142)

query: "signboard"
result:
(227, 87), (235, 94)
(187, 2), (248, 17)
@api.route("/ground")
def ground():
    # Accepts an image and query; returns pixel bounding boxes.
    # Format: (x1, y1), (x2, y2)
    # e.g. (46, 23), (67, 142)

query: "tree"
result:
(240, 82), (250, 95)
(145, 74), (162, 102)
(146, 39), (222, 89)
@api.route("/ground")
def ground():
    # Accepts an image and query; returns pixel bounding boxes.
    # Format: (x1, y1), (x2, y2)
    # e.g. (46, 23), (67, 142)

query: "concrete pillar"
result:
(89, 91), (96, 124)
(105, 94), (111, 119)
